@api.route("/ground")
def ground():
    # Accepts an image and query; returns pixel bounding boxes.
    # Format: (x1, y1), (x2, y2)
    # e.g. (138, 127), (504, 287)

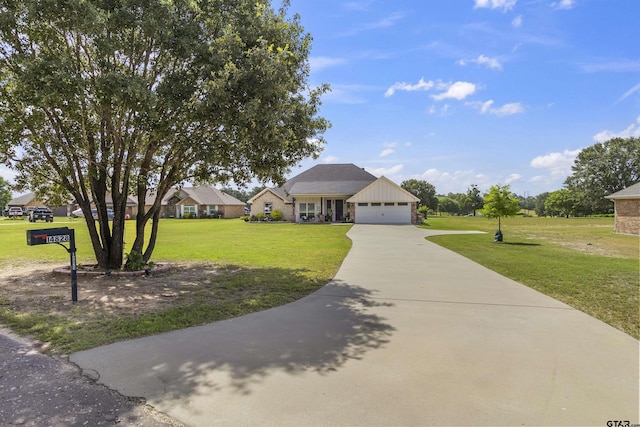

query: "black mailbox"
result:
(27, 227), (71, 246)
(26, 227), (78, 302)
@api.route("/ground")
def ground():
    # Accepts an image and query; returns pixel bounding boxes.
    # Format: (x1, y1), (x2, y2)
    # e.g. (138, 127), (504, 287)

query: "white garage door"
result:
(356, 204), (411, 224)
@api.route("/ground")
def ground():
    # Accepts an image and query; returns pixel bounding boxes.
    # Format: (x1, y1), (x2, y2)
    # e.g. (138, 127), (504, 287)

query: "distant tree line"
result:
(404, 137), (639, 219)
(220, 186), (266, 203)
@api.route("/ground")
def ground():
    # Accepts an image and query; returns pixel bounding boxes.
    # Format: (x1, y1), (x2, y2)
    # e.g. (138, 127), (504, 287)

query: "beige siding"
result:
(250, 192), (292, 221)
(348, 176), (418, 203)
(221, 205), (245, 219)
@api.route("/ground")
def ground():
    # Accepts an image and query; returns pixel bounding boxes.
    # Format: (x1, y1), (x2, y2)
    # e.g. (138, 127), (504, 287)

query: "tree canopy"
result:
(544, 189), (576, 218)
(480, 184), (520, 233)
(400, 179), (437, 210)
(565, 137), (640, 214)
(0, 0), (329, 269)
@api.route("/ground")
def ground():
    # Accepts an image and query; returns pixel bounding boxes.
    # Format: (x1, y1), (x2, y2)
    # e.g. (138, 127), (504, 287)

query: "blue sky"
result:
(285, 0), (640, 196)
(2, 0), (638, 197)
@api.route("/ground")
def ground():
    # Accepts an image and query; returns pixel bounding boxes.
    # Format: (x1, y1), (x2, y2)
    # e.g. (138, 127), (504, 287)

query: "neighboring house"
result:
(605, 182), (640, 235)
(69, 193), (138, 218)
(172, 185), (245, 218)
(7, 192), (67, 216)
(248, 163), (419, 224)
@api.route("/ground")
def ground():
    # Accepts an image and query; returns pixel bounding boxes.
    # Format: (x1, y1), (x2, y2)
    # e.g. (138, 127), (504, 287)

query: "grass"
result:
(0, 218), (348, 279)
(421, 215), (639, 339)
(1, 215), (638, 352)
(0, 218), (352, 353)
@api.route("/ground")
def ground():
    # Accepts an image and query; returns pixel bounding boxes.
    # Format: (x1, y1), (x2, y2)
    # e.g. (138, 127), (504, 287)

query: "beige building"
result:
(605, 182), (640, 235)
(248, 164), (419, 224)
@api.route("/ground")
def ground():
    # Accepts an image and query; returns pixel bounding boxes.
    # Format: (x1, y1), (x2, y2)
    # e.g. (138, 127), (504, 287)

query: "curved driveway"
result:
(71, 225), (639, 426)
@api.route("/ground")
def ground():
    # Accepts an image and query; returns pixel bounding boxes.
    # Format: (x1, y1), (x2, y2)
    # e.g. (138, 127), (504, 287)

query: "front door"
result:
(335, 200), (343, 221)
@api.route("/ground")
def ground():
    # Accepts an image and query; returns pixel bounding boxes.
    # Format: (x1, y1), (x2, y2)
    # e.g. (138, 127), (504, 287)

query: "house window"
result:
(264, 202), (273, 214)
(398, 202), (408, 206)
(371, 202), (381, 206)
(358, 203), (368, 206)
(299, 202), (315, 220)
(183, 205), (196, 217)
(385, 202), (395, 206)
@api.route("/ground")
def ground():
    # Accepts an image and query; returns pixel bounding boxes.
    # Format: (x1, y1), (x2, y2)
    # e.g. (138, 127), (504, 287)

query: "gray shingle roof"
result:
(281, 164), (377, 196)
(180, 186), (245, 206)
(8, 192), (37, 206)
(605, 182), (640, 199)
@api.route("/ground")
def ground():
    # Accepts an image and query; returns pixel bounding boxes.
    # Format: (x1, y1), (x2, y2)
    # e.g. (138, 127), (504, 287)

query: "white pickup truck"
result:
(8, 207), (23, 219)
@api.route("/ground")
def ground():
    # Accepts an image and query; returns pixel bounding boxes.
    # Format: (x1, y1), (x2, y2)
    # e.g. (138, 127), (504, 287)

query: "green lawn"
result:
(1, 218), (349, 279)
(421, 216), (639, 339)
(0, 218), (352, 353)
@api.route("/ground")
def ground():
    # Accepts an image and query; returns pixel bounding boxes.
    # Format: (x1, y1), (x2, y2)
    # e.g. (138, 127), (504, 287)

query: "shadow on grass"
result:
(71, 277), (395, 399)
(498, 242), (541, 246)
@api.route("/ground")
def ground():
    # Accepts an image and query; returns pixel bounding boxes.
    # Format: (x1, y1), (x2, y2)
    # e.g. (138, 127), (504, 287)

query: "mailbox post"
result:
(27, 227), (78, 302)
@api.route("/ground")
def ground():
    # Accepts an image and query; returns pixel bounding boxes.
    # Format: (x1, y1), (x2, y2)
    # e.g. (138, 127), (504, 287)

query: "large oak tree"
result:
(565, 137), (640, 214)
(0, 0), (329, 269)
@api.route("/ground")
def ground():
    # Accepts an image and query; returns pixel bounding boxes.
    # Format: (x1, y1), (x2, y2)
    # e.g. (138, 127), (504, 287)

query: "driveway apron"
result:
(71, 225), (639, 426)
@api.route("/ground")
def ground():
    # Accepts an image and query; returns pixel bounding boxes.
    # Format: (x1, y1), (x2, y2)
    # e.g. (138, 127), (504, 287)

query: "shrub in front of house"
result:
(270, 209), (283, 221)
(256, 211), (265, 221)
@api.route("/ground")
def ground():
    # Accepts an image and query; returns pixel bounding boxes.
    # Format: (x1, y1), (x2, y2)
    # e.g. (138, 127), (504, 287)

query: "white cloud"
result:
(512, 15), (523, 28)
(530, 148), (582, 177)
(428, 103), (451, 116)
(366, 164), (404, 176)
(593, 116), (640, 143)
(614, 83), (640, 105)
(458, 55), (503, 70)
(310, 56), (347, 72)
(552, 0), (575, 10)
(419, 168), (492, 193)
(492, 102), (524, 116)
(432, 81), (477, 101)
(379, 148), (395, 157)
(323, 155), (339, 163)
(505, 173), (522, 184)
(468, 100), (524, 115)
(474, 0), (517, 12)
(385, 78), (435, 97)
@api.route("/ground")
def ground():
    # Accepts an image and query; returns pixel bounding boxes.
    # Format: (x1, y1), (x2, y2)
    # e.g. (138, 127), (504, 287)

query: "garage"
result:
(355, 203), (411, 224)
(347, 177), (419, 225)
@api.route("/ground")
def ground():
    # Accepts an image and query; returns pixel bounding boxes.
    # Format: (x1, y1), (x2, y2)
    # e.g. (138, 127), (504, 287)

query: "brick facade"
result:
(613, 199), (640, 235)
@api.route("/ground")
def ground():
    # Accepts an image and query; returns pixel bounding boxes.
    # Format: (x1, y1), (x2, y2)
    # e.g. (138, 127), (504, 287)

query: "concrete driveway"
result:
(71, 225), (639, 426)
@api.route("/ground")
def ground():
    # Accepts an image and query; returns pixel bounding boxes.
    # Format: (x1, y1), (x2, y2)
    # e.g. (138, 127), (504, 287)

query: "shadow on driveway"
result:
(72, 280), (396, 400)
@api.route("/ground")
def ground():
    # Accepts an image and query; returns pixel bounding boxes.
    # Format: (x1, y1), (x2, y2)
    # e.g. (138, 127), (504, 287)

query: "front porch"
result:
(294, 196), (350, 223)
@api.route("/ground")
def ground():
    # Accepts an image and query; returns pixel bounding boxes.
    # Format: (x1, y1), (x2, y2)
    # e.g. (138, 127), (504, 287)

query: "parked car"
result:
(29, 207), (54, 222)
(8, 207), (23, 219)
(71, 208), (115, 220)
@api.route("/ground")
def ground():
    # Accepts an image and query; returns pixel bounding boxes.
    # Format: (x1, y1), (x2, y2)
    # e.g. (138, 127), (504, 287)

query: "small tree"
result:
(480, 184), (521, 237)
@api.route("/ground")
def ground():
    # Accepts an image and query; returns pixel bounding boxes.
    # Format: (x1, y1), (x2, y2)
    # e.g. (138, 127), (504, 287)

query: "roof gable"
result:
(247, 187), (290, 204)
(347, 176), (419, 203)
